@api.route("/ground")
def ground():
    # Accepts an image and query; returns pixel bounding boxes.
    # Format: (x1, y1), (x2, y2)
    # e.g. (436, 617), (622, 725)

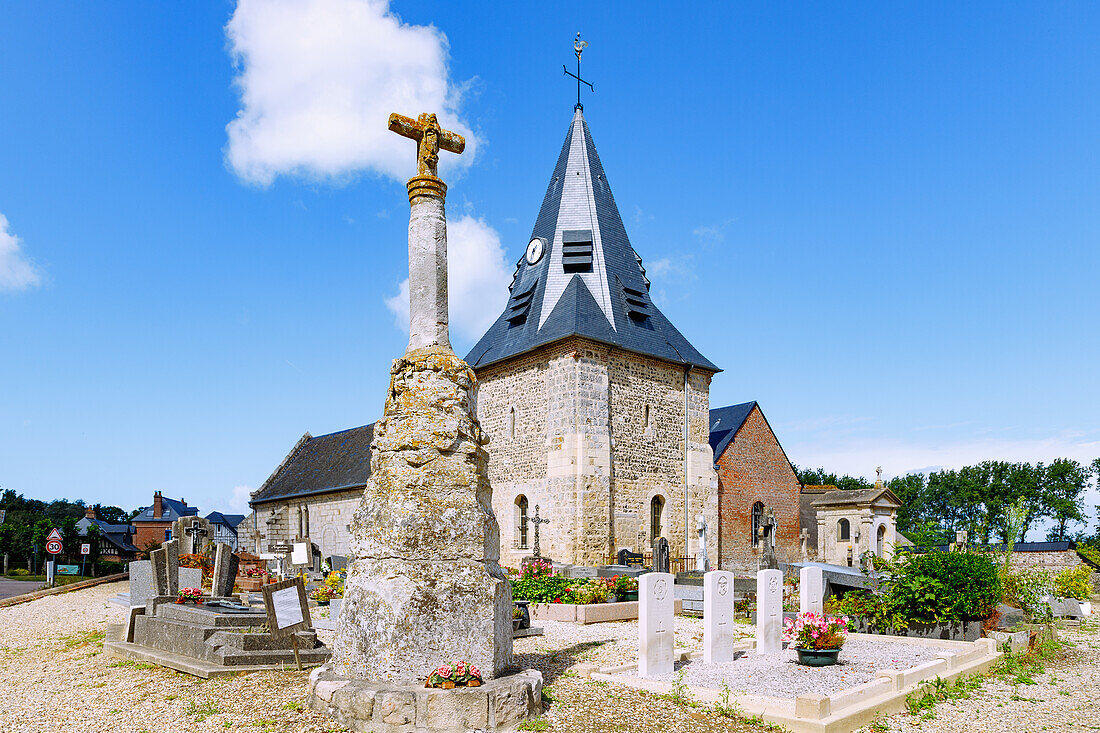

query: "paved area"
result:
(0, 579), (41, 600)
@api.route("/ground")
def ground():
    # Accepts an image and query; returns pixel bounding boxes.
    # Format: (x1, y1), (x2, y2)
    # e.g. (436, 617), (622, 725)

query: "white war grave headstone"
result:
(703, 570), (735, 664)
(799, 565), (824, 616)
(639, 572), (675, 677)
(756, 569), (783, 655)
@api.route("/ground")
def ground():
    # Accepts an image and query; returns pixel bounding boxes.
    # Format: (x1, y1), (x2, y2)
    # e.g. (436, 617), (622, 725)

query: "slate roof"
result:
(76, 517), (140, 554)
(810, 487), (902, 508)
(250, 424), (374, 505)
(132, 495), (198, 523)
(466, 109), (718, 372)
(708, 401), (758, 461)
(205, 511), (246, 529)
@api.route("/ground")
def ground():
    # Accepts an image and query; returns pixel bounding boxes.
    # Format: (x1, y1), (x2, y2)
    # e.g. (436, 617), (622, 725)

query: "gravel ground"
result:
(856, 622), (1100, 733)
(649, 638), (956, 698)
(4, 584), (1098, 733)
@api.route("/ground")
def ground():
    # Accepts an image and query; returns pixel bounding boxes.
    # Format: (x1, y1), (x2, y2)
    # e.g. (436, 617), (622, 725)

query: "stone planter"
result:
(618, 591), (638, 602)
(846, 616), (984, 642)
(795, 648), (840, 666)
(512, 618), (521, 632)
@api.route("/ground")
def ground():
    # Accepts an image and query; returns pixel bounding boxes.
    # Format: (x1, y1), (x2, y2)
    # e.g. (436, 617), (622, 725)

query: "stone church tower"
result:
(466, 108), (720, 568)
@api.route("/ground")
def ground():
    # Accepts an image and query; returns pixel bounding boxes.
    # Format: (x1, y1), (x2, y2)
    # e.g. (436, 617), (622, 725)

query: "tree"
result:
(92, 504), (131, 525)
(886, 473), (925, 533)
(1042, 458), (1088, 542)
(795, 467), (873, 492)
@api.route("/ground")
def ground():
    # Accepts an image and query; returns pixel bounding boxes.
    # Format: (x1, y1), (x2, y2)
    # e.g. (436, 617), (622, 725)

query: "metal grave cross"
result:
(530, 504), (551, 559)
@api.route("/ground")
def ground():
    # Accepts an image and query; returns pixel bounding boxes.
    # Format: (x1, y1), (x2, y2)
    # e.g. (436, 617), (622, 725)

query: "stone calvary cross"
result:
(387, 112), (466, 353)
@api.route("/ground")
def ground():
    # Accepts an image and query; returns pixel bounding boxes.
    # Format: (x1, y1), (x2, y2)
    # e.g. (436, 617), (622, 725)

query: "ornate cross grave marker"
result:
(530, 504), (550, 559)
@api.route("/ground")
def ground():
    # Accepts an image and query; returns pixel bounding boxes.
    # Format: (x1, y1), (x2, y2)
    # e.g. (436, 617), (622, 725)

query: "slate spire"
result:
(465, 110), (718, 372)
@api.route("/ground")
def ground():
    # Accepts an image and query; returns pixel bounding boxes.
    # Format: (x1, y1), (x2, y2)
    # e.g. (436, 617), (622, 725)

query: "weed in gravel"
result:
(866, 717), (889, 732)
(59, 630), (105, 650)
(282, 700), (303, 711)
(658, 668), (696, 708)
(517, 719), (550, 731)
(713, 683), (744, 718)
(541, 685), (556, 705)
(187, 700), (220, 721)
(905, 675), (981, 717)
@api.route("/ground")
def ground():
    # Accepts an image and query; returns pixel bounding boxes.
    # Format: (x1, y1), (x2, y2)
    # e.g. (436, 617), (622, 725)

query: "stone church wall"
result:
(476, 335), (717, 569)
(715, 406), (801, 572)
(240, 491), (361, 560)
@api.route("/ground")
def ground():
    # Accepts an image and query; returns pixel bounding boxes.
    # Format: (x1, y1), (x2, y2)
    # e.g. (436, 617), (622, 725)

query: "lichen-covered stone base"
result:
(331, 346), (512, 683)
(309, 666), (542, 733)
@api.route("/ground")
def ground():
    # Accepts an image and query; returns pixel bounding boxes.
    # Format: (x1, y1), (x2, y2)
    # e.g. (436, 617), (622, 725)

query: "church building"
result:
(239, 108), (818, 572)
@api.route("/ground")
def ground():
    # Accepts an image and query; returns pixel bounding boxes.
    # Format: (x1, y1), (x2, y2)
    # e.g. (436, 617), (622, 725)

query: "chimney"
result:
(153, 491), (163, 519)
(85, 506), (96, 520)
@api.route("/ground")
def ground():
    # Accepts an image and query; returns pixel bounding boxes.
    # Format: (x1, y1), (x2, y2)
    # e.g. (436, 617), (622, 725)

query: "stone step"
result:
(215, 647), (331, 667)
(209, 629), (319, 652)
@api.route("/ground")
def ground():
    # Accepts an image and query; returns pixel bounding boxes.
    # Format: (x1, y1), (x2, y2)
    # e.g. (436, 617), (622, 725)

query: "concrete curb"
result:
(0, 572), (128, 608)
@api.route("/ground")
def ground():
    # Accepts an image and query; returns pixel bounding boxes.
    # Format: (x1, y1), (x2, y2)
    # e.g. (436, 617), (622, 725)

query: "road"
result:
(0, 578), (43, 600)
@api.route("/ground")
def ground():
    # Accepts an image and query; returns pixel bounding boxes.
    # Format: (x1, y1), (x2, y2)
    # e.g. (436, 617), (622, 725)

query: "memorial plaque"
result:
(261, 577), (312, 638)
(617, 549), (645, 567)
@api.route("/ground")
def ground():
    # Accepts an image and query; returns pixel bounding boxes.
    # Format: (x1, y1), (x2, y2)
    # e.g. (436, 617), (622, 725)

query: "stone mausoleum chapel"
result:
(241, 107), (896, 573)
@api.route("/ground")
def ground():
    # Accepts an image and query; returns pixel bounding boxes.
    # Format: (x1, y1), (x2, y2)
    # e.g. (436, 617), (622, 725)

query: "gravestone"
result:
(174, 516), (212, 556)
(179, 567), (203, 591)
(164, 539), (180, 597)
(654, 537), (670, 574)
(756, 569), (783, 655)
(129, 560), (154, 608)
(212, 543), (239, 598)
(150, 547), (168, 596)
(799, 528), (809, 562)
(758, 508), (778, 570)
(617, 549), (644, 567)
(703, 570), (735, 664)
(325, 555), (348, 572)
(639, 572), (675, 677)
(695, 514), (710, 572)
(799, 566), (824, 616)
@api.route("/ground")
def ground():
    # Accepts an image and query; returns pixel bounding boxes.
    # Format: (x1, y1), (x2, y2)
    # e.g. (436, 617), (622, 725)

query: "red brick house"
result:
(131, 491), (198, 552)
(710, 401), (802, 571)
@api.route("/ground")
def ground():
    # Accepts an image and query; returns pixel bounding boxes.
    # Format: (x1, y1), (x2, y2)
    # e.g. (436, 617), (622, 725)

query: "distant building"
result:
(205, 511), (246, 549)
(806, 480), (902, 566)
(75, 506), (140, 561)
(131, 491), (198, 551)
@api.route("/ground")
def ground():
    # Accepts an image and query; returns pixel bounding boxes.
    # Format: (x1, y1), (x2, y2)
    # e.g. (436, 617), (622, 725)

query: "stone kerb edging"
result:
(529, 599), (683, 624)
(308, 666), (543, 733)
(0, 572), (128, 608)
(587, 634), (1002, 733)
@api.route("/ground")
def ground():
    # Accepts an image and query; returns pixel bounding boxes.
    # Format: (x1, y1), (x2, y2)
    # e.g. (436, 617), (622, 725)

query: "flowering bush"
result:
(310, 586), (333, 602)
(243, 567), (268, 578)
(426, 660), (483, 688)
(177, 587), (204, 603)
(783, 612), (848, 651)
(520, 558), (554, 579)
(1054, 565), (1092, 601)
(611, 575), (638, 594)
(1003, 569), (1055, 621)
(323, 571), (345, 597)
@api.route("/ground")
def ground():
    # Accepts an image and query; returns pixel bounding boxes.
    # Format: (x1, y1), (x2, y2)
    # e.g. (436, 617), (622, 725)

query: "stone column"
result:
(406, 176), (450, 352)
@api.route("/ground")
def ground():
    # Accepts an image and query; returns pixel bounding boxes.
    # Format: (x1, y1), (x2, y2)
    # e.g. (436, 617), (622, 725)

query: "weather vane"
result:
(563, 32), (593, 111)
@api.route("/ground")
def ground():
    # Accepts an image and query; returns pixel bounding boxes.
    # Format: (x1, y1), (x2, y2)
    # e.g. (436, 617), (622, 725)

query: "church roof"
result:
(708, 401), (758, 460)
(465, 109), (718, 372)
(250, 423), (374, 505)
(810, 487), (902, 509)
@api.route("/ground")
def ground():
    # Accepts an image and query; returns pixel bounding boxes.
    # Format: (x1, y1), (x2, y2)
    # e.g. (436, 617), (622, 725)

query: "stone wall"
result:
(476, 335), (717, 569)
(1007, 549), (1093, 573)
(242, 491), (362, 558)
(714, 406), (802, 571)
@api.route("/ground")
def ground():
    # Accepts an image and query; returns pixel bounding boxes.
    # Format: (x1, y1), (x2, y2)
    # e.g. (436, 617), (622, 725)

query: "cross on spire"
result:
(563, 32), (594, 111)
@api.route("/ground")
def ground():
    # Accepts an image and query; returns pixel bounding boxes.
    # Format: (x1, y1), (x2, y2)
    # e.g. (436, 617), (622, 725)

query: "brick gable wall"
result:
(715, 406), (802, 571)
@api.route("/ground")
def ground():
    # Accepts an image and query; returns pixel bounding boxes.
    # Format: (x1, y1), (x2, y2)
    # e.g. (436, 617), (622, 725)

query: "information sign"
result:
(261, 577), (312, 670)
(57, 564), (80, 575)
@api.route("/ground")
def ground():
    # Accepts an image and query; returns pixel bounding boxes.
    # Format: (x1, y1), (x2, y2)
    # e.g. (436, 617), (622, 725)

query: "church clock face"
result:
(525, 237), (545, 265)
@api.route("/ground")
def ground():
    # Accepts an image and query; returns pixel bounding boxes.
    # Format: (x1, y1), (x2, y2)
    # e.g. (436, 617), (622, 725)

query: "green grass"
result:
(58, 630), (104, 650)
(3, 574), (91, 585)
(187, 700), (220, 721)
(517, 719), (550, 731)
(282, 701), (303, 711)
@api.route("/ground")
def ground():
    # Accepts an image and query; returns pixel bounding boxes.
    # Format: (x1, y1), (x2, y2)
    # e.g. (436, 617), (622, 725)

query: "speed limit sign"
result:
(46, 539), (63, 555)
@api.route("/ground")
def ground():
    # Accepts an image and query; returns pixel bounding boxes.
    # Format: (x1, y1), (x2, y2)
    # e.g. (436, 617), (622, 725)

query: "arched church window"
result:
(650, 495), (664, 542)
(876, 524), (887, 556)
(751, 501), (764, 546)
(838, 518), (851, 541)
(509, 407), (516, 439)
(515, 495), (529, 549)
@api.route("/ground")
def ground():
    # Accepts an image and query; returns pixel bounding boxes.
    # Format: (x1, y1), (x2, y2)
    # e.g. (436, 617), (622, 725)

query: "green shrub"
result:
(511, 575), (576, 604)
(1077, 545), (1100, 569)
(95, 560), (125, 576)
(1054, 565), (1092, 600)
(873, 550), (1001, 629)
(10, 568), (29, 577)
(1002, 569), (1054, 622)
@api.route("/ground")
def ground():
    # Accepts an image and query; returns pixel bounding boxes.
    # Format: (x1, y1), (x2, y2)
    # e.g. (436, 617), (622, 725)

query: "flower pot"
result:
(620, 591), (638, 602)
(512, 618), (521, 631)
(795, 648), (841, 666)
(467, 679), (481, 687)
(316, 599), (329, 606)
(442, 680), (455, 689)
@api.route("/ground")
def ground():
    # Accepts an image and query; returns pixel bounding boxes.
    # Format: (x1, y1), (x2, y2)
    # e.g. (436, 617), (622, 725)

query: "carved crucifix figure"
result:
(530, 504), (551, 559)
(387, 112), (465, 180)
(387, 112), (466, 352)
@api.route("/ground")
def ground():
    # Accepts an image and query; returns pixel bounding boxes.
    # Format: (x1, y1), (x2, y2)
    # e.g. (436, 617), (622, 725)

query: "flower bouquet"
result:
(310, 586), (333, 605)
(176, 587), (204, 604)
(425, 660), (483, 689)
(783, 612), (848, 666)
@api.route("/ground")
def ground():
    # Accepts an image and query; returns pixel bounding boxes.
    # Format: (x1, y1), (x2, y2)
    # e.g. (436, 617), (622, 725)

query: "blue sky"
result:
(1, 2), (1098, 526)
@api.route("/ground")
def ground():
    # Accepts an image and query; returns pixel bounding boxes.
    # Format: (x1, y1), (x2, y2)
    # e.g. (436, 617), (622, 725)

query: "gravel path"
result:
(651, 638), (956, 698)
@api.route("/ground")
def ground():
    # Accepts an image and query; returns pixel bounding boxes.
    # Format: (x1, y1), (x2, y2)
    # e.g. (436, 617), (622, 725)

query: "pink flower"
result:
(470, 666), (481, 678)
(439, 665), (452, 677)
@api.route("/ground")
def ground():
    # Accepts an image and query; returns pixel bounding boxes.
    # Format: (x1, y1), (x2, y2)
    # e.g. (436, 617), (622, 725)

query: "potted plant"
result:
(783, 612), (848, 666)
(176, 587), (204, 605)
(512, 605), (523, 631)
(425, 660), (483, 689)
(310, 586), (333, 606)
(613, 575), (639, 602)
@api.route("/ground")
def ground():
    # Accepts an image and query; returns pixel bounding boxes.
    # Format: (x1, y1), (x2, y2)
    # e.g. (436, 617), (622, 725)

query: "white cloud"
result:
(227, 485), (255, 514)
(225, 0), (477, 185)
(385, 215), (510, 343)
(0, 214), (41, 292)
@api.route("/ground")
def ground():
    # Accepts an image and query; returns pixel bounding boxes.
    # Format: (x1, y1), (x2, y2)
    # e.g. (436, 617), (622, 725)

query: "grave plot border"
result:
(528, 599), (683, 624)
(587, 633), (1002, 733)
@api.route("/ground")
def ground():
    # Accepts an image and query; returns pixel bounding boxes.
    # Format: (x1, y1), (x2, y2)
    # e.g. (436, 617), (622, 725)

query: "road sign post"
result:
(80, 543), (91, 577)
